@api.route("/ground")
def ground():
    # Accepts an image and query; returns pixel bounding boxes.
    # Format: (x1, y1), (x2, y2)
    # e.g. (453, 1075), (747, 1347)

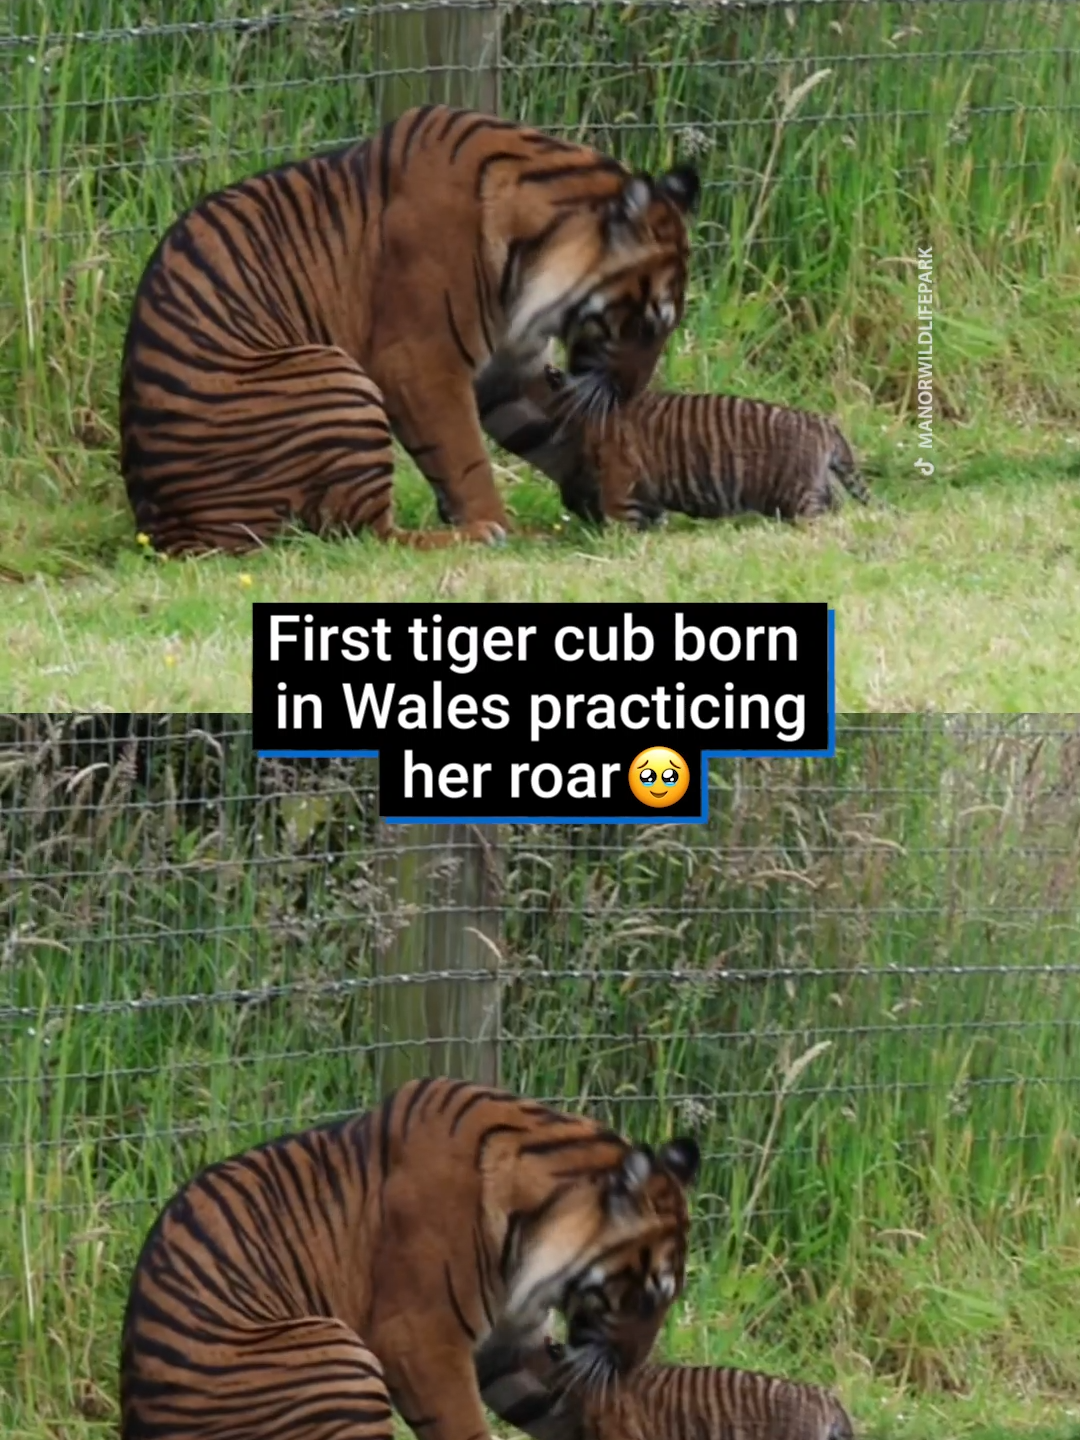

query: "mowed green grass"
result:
(3, 1), (1080, 709)
(5, 410), (1080, 711)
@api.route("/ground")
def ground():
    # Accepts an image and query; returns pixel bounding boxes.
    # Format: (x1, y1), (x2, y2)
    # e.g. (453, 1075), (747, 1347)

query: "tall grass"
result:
(2, 0), (1079, 507)
(2, 715), (1080, 1434)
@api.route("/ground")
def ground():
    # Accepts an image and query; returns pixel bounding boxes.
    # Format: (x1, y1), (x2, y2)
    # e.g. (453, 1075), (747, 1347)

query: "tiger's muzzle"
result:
(565, 334), (665, 411)
(561, 1282), (668, 1385)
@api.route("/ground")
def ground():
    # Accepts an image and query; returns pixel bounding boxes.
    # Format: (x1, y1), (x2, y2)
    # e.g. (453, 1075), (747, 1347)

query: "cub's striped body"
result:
(119, 1078), (699, 1440)
(480, 365), (869, 528)
(120, 106), (698, 555)
(481, 1339), (854, 1440)
(577, 388), (870, 528)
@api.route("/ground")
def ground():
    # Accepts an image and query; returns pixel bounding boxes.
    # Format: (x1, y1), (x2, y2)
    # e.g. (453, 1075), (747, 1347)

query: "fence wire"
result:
(1, 0), (1076, 399)
(2, 712), (1079, 1395)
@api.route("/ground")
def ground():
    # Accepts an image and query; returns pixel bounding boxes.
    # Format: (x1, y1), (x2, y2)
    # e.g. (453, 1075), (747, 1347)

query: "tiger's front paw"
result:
(458, 519), (508, 546)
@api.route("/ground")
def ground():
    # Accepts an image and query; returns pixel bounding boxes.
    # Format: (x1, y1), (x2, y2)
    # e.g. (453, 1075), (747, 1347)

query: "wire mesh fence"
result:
(2, 712), (1080, 1410)
(2, 0), (1077, 402)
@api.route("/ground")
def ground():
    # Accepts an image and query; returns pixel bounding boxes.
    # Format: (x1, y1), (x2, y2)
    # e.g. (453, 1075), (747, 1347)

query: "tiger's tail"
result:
(826, 423), (873, 507)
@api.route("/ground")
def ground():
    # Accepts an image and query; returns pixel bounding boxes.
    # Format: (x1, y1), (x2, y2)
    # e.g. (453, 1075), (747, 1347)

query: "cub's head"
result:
(505, 167), (699, 417)
(541, 362), (665, 532)
(506, 1137), (700, 1387)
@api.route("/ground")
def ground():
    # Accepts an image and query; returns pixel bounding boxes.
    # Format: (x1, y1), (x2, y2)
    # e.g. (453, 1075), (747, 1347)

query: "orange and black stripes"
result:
(604, 1360), (855, 1440)
(120, 1078), (699, 1440)
(577, 389), (871, 526)
(479, 365), (870, 528)
(119, 105), (698, 555)
(481, 1340), (855, 1440)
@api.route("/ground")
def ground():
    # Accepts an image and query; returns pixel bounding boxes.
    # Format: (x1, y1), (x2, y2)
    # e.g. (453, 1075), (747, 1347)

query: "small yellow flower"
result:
(136, 532), (151, 547)
(239, 573), (253, 587)
(165, 654), (176, 667)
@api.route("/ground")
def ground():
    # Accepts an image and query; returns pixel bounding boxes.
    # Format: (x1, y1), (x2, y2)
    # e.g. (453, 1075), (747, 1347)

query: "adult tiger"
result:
(119, 105), (699, 555)
(481, 1337), (855, 1440)
(119, 1077), (700, 1440)
(479, 364), (871, 529)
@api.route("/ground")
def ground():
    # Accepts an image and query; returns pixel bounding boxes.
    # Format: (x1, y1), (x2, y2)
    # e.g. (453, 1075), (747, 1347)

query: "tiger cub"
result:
(483, 364), (870, 529)
(481, 1337), (854, 1440)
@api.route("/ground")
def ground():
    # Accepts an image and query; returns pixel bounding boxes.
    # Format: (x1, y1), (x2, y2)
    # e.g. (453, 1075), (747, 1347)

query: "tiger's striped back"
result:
(481, 1341), (854, 1440)
(120, 1078), (700, 1440)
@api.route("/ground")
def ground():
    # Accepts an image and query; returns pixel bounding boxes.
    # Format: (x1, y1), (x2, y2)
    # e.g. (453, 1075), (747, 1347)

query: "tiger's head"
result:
(499, 1137), (700, 1388)
(502, 167), (699, 417)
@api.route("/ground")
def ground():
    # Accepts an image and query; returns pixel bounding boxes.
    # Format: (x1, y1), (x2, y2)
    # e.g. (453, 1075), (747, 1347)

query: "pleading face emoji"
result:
(628, 746), (690, 809)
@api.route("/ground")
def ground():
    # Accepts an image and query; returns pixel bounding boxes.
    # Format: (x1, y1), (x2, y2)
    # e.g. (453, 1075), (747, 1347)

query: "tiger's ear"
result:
(657, 1136), (700, 1188)
(607, 1143), (655, 1205)
(656, 166), (700, 216)
(608, 172), (655, 233)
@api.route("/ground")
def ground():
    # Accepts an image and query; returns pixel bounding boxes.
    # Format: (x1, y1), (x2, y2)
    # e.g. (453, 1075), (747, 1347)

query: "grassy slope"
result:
(2, 2), (1080, 709)
(5, 351), (1080, 711)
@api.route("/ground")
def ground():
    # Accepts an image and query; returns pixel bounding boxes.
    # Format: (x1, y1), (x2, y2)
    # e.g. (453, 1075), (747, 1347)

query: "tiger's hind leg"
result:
(791, 457), (840, 521)
(122, 1316), (394, 1440)
(123, 346), (474, 556)
(232, 353), (486, 551)
(793, 485), (834, 521)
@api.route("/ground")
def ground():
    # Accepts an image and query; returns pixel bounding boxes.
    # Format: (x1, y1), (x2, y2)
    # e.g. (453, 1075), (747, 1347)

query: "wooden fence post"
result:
(374, 0), (501, 121)
(372, 823), (504, 1093)
(368, 0), (503, 1095)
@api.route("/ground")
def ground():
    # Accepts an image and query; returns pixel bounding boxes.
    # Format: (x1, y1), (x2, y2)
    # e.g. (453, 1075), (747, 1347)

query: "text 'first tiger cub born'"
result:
(119, 104), (698, 556)
(481, 1337), (854, 1440)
